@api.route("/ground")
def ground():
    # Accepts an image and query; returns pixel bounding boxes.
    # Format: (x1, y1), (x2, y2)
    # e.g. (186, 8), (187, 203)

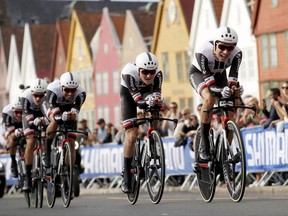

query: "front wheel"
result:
(194, 127), (216, 203)
(60, 142), (73, 208)
(146, 130), (165, 204)
(221, 120), (246, 202)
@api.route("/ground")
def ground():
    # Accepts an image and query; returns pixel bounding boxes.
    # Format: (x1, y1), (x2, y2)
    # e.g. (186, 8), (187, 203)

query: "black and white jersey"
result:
(46, 80), (86, 114)
(192, 41), (242, 86)
(120, 62), (163, 102)
(2, 104), (22, 138)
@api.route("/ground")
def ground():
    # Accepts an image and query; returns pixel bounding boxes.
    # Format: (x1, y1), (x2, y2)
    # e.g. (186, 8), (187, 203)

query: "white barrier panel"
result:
(242, 123), (288, 173)
(1, 123), (287, 185)
(80, 138), (195, 178)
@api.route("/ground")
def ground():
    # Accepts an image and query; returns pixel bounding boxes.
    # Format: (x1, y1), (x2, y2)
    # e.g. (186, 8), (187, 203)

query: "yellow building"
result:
(152, 0), (195, 111)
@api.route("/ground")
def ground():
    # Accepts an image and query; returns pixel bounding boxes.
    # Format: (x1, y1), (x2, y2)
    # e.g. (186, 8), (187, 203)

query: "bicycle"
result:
(45, 121), (87, 208)
(194, 96), (256, 202)
(7, 136), (30, 207)
(30, 125), (46, 208)
(126, 107), (178, 205)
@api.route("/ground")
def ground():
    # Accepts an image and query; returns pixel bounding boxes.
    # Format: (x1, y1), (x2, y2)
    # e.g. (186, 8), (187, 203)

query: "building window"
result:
(113, 70), (119, 94)
(103, 72), (108, 95)
(96, 73), (102, 95)
(261, 35), (269, 69)
(114, 106), (120, 128)
(176, 52), (184, 81)
(271, 0), (278, 8)
(270, 34), (277, 68)
(179, 98), (185, 111)
(188, 97), (193, 113)
(185, 51), (191, 79)
(162, 52), (169, 81)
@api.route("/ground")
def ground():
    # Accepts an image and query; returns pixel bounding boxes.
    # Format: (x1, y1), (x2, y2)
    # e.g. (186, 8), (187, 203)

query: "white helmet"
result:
(12, 98), (22, 111)
(214, 26), (238, 45)
(30, 78), (48, 93)
(135, 52), (158, 71)
(60, 72), (79, 88)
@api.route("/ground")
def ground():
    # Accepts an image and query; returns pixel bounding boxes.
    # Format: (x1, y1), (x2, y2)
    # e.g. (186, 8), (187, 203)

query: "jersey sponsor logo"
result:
(129, 76), (136, 92)
(200, 55), (206, 74)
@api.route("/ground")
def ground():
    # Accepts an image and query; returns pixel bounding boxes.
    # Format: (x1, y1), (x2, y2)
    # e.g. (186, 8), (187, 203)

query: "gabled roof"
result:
(1, 26), (24, 65)
(77, 11), (102, 46)
(132, 11), (156, 38)
(57, 19), (70, 55)
(179, 0), (195, 32)
(110, 13), (126, 43)
(29, 24), (55, 78)
(212, 0), (224, 26)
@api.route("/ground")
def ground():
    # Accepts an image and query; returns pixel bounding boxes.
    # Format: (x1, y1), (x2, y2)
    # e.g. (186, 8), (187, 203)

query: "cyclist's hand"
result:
(70, 111), (78, 121)
(154, 96), (164, 107)
(15, 128), (23, 138)
(62, 111), (69, 121)
(232, 85), (244, 97)
(33, 117), (45, 126)
(145, 95), (155, 109)
(221, 86), (231, 98)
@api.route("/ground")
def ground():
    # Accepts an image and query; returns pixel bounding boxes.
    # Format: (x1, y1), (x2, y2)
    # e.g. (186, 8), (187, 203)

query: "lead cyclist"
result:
(188, 26), (244, 162)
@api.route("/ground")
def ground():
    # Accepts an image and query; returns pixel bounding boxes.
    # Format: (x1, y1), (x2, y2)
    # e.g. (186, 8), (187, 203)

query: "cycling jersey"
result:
(2, 104), (23, 139)
(21, 88), (47, 136)
(120, 62), (163, 129)
(189, 41), (242, 94)
(45, 80), (86, 118)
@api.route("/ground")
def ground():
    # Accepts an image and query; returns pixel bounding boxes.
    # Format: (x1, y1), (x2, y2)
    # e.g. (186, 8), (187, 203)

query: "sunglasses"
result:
(217, 43), (235, 52)
(141, 70), (156, 76)
(14, 111), (22, 115)
(170, 106), (177, 109)
(32, 93), (45, 99)
(282, 86), (288, 90)
(63, 87), (77, 93)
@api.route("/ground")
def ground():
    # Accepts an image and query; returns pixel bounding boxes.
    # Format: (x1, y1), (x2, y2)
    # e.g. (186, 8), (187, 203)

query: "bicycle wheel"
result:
(60, 141), (73, 208)
(221, 120), (246, 202)
(30, 154), (38, 208)
(194, 127), (216, 203)
(37, 146), (44, 208)
(18, 159), (31, 207)
(46, 151), (57, 208)
(146, 130), (165, 204)
(73, 166), (80, 197)
(127, 139), (140, 205)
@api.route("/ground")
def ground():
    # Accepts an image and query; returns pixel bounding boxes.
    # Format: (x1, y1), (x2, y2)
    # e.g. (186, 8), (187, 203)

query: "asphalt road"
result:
(0, 186), (287, 216)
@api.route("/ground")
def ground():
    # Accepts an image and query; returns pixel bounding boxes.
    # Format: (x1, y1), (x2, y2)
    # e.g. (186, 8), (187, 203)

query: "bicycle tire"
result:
(73, 167), (80, 197)
(127, 139), (140, 205)
(46, 151), (57, 208)
(37, 147), (44, 208)
(24, 191), (31, 207)
(221, 120), (246, 202)
(30, 152), (38, 208)
(194, 127), (216, 203)
(61, 141), (73, 208)
(146, 130), (165, 204)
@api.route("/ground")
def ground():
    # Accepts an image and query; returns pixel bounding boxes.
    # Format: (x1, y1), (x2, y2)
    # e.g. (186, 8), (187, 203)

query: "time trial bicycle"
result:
(194, 96), (256, 202)
(45, 121), (88, 208)
(126, 107), (178, 204)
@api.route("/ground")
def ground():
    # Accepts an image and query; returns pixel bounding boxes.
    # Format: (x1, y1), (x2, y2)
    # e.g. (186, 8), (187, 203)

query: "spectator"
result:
(162, 102), (179, 137)
(96, 118), (107, 144)
(262, 88), (283, 129)
(174, 108), (191, 146)
(78, 119), (93, 147)
(114, 122), (125, 144)
(104, 123), (118, 143)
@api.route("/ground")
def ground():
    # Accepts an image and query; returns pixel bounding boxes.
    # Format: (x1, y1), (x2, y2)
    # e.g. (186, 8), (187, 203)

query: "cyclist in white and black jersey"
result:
(2, 99), (23, 178)
(21, 78), (49, 191)
(189, 26), (243, 162)
(43, 72), (86, 174)
(120, 52), (163, 193)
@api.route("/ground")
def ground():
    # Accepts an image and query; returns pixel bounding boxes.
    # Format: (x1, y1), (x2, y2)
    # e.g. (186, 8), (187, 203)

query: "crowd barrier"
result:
(1, 123), (287, 191)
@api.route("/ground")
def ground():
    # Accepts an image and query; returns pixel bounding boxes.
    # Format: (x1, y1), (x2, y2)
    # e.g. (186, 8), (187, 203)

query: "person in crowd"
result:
(279, 81), (288, 121)
(114, 121), (125, 145)
(43, 72), (86, 177)
(120, 52), (163, 193)
(262, 88), (283, 129)
(162, 102), (179, 137)
(104, 122), (118, 143)
(78, 119), (93, 146)
(174, 108), (191, 146)
(188, 26), (243, 162)
(95, 118), (107, 144)
(2, 98), (23, 178)
(21, 78), (49, 191)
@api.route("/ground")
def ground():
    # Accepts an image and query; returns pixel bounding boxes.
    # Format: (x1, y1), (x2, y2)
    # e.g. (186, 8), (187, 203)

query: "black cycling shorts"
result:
(120, 85), (153, 130)
(189, 65), (228, 95)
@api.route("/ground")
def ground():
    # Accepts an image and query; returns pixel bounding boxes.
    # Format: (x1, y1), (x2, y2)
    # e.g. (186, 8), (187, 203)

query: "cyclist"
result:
(43, 72), (86, 175)
(120, 52), (163, 193)
(21, 78), (49, 191)
(188, 26), (243, 162)
(2, 98), (23, 178)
